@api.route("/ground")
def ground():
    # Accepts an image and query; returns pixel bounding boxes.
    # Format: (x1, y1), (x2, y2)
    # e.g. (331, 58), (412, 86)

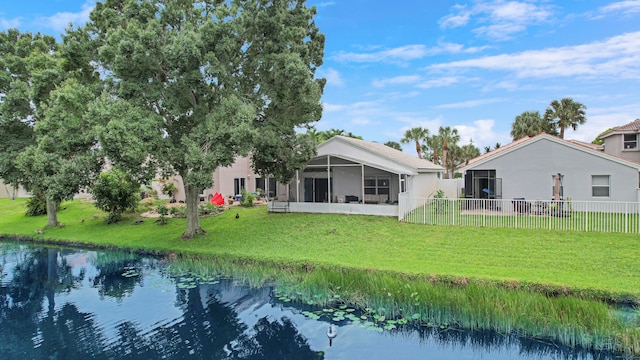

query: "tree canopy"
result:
(87, 0), (325, 239)
(400, 127), (429, 159)
(510, 110), (557, 140)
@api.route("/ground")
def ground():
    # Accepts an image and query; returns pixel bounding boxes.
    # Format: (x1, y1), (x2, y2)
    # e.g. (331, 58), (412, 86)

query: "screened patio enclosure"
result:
(464, 169), (502, 199)
(289, 155), (405, 205)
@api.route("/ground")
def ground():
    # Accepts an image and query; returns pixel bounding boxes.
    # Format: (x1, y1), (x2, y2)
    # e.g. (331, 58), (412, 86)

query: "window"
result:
(592, 175), (610, 197)
(255, 177), (277, 197)
(233, 178), (245, 196)
(364, 176), (390, 195)
(624, 134), (638, 149)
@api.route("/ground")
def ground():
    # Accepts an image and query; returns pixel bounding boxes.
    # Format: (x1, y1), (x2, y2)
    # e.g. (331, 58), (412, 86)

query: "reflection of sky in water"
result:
(0, 244), (627, 359)
(53, 266), (182, 343)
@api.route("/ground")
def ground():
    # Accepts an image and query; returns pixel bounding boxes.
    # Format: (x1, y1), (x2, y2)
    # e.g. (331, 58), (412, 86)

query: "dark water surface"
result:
(0, 241), (629, 359)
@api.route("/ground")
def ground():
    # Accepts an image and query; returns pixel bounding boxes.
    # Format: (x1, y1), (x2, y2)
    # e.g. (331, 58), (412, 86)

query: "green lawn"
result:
(1, 198), (638, 300)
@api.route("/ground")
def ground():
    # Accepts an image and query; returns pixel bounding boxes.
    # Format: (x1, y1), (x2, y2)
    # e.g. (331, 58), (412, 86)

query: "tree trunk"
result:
(45, 197), (59, 228)
(414, 141), (421, 159)
(183, 183), (205, 239)
(559, 126), (565, 139)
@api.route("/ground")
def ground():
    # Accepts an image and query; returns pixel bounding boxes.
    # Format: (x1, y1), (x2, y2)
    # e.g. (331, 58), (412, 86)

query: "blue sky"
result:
(2, 1), (639, 152)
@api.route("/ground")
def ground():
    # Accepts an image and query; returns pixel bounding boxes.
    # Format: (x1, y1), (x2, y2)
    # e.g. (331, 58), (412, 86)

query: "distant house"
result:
(278, 136), (444, 216)
(600, 118), (640, 164)
(458, 133), (640, 203)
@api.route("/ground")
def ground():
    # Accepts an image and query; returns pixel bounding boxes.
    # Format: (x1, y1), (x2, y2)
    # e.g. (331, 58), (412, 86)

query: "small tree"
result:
(91, 169), (140, 224)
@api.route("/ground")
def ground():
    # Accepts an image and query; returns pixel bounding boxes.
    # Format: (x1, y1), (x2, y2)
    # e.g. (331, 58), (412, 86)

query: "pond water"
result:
(0, 241), (629, 359)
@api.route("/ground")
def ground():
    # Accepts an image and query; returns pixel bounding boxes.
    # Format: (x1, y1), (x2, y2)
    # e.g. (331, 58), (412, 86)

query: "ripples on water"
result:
(0, 242), (630, 359)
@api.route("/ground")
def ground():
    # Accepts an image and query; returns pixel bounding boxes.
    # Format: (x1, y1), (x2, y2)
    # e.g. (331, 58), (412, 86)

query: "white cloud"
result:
(437, 98), (506, 109)
(322, 103), (346, 112)
(0, 18), (21, 30)
(599, 0), (640, 16)
(429, 31), (640, 79)
(439, 1), (555, 40)
(332, 41), (488, 65)
(42, 1), (94, 34)
(438, 4), (472, 28)
(372, 75), (421, 88)
(352, 118), (371, 125)
(417, 76), (463, 89)
(454, 119), (509, 149)
(570, 103), (640, 143)
(319, 68), (345, 87)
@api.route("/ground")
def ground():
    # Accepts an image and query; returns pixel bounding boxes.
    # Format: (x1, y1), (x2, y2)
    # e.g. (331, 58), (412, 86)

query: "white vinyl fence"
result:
(398, 193), (640, 233)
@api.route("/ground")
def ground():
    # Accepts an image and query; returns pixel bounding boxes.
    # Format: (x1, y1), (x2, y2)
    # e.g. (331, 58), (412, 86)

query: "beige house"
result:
(601, 118), (640, 164)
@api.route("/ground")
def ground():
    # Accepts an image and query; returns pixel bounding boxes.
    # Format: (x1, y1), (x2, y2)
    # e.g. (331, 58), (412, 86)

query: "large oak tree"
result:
(87, 0), (325, 239)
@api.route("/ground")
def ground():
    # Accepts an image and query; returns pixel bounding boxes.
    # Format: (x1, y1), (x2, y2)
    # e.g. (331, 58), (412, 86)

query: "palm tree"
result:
(425, 135), (442, 164)
(460, 141), (481, 165)
(510, 110), (557, 140)
(400, 127), (429, 159)
(435, 126), (460, 179)
(543, 98), (587, 139)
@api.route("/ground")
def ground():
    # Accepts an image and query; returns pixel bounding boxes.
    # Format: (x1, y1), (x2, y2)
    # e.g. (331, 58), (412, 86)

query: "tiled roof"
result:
(601, 118), (640, 138)
(324, 136), (444, 172)
(459, 133), (640, 171)
(464, 136), (532, 166)
(567, 139), (604, 151)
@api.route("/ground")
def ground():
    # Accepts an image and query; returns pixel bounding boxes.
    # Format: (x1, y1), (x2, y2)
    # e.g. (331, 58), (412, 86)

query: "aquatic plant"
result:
(165, 256), (640, 356)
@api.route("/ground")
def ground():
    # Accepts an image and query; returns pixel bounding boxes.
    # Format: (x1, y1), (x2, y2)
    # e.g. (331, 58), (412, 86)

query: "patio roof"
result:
(315, 136), (444, 176)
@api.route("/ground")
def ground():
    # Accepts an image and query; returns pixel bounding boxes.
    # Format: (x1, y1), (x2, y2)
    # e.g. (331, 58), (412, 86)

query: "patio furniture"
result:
(512, 198), (530, 213)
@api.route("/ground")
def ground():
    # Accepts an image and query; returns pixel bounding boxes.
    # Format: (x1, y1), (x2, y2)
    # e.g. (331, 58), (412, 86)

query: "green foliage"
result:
(510, 110), (558, 140)
(156, 203), (169, 225)
(384, 141), (402, 151)
(91, 169), (140, 224)
(169, 206), (186, 218)
(161, 181), (177, 198)
(544, 98), (587, 139)
(593, 127), (616, 145)
(24, 192), (49, 216)
(240, 189), (256, 207)
(198, 203), (220, 216)
(400, 127), (429, 159)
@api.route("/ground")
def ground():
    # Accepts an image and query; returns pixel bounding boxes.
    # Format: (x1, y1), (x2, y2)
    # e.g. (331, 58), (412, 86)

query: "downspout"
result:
(361, 163), (365, 204)
(327, 155), (331, 203)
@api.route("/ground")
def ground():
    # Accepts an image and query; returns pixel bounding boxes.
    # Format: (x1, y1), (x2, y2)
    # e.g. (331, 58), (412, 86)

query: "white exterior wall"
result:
(407, 173), (440, 198)
(467, 138), (639, 202)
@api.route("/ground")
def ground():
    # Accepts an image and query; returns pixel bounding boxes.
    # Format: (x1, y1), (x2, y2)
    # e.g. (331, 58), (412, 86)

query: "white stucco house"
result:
(278, 135), (444, 216)
(458, 133), (640, 203)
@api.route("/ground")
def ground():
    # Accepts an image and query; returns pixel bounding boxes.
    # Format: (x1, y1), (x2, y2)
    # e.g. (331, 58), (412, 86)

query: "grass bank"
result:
(1, 198), (639, 355)
(1, 198), (637, 302)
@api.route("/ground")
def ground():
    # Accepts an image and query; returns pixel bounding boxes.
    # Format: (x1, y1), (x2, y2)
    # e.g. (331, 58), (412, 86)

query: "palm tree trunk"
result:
(415, 141), (421, 159)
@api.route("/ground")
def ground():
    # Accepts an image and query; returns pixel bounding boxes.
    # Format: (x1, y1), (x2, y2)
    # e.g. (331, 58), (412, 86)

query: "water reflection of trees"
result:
(0, 243), (621, 360)
(0, 244), (323, 359)
(90, 251), (145, 301)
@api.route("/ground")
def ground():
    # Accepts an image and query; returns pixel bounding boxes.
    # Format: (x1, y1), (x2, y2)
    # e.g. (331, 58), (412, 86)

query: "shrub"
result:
(198, 203), (220, 216)
(91, 169), (140, 224)
(25, 192), (49, 216)
(240, 189), (256, 207)
(162, 181), (177, 199)
(156, 204), (169, 225)
(169, 206), (186, 218)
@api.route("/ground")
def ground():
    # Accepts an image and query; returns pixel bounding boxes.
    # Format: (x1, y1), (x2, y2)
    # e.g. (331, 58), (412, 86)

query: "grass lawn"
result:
(1, 198), (637, 301)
